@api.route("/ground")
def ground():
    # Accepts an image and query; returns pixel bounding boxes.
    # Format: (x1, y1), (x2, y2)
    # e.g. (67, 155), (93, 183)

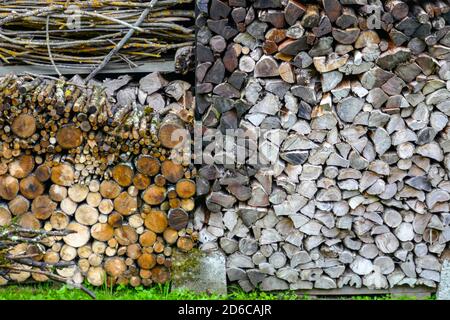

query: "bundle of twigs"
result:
(0, 0), (194, 72)
(0, 224), (96, 298)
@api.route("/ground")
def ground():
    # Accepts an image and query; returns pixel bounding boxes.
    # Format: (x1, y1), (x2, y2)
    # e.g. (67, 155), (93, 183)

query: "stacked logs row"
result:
(0, 72), (194, 182)
(195, 0), (450, 292)
(0, 73), (197, 287)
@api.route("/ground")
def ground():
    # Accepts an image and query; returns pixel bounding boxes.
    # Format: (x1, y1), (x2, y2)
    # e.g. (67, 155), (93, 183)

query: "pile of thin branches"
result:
(0, 0), (194, 70)
(0, 224), (95, 298)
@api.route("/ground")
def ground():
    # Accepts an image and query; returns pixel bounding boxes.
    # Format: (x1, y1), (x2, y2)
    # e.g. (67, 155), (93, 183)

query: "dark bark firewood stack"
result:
(0, 72), (197, 287)
(195, 0), (450, 292)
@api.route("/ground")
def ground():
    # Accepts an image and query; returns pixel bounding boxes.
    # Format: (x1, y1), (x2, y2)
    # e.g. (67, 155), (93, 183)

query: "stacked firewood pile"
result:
(0, 72), (197, 287)
(195, 0), (450, 291)
(0, 0), (194, 68)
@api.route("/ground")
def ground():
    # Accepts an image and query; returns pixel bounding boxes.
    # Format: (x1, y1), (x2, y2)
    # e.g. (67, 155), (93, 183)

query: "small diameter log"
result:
(56, 125), (83, 149)
(168, 208), (189, 230)
(49, 185), (67, 202)
(98, 199), (114, 215)
(100, 180), (122, 199)
(163, 227), (179, 245)
(107, 212), (123, 227)
(34, 164), (51, 182)
(135, 155), (160, 176)
(142, 185), (167, 205)
(50, 211), (70, 230)
(113, 192), (137, 216)
(0, 175), (19, 200)
(51, 163), (75, 187)
(161, 160), (185, 183)
(180, 198), (195, 211)
(158, 114), (188, 149)
(177, 236), (194, 252)
(11, 114), (36, 138)
(19, 175), (44, 199)
(111, 163), (134, 187)
(175, 179), (196, 198)
(144, 210), (168, 233)
(91, 223), (114, 241)
(8, 155), (35, 179)
(31, 195), (57, 220)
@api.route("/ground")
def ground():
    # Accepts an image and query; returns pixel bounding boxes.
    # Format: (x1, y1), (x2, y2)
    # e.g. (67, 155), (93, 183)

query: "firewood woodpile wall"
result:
(0, 72), (197, 287)
(195, 0), (450, 291)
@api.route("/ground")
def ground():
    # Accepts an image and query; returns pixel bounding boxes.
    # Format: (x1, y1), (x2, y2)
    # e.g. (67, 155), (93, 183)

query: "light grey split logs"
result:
(195, 0), (450, 292)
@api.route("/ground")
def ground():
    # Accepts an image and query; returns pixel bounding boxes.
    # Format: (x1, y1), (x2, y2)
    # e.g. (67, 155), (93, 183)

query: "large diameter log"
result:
(68, 184), (89, 203)
(114, 225), (138, 245)
(0, 175), (19, 200)
(99, 180), (121, 199)
(75, 204), (99, 226)
(161, 160), (184, 183)
(111, 163), (134, 187)
(11, 114), (36, 138)
(56, 125), (83, 149)
(168, 208), (189, 230)
(31, 195), (57, 220)
(51, 163), (75, 187)
(144, 210), (168, 233)
(63, 222), (90, 248)
(19, 175), (44, 199)
(140, 230), (157, 247)
(8, 155), (34, 179)
(113, 192), (137, 216)
(142, 185), (167, 205)
(135, 155), (160, 176)
(137, 253), (156, 269)
(104, 257), (126, 277)
(175, 179), (196, 199)
(8, 195), (30, 215)
(0, 205), (12, 226)
(91, 223), (114, 241)
(158, 114), (188, 149)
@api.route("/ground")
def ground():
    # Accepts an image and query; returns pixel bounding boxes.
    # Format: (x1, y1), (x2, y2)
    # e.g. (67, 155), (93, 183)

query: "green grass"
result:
(0, 283), (435, 300)
(0, 283), (301, 300)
